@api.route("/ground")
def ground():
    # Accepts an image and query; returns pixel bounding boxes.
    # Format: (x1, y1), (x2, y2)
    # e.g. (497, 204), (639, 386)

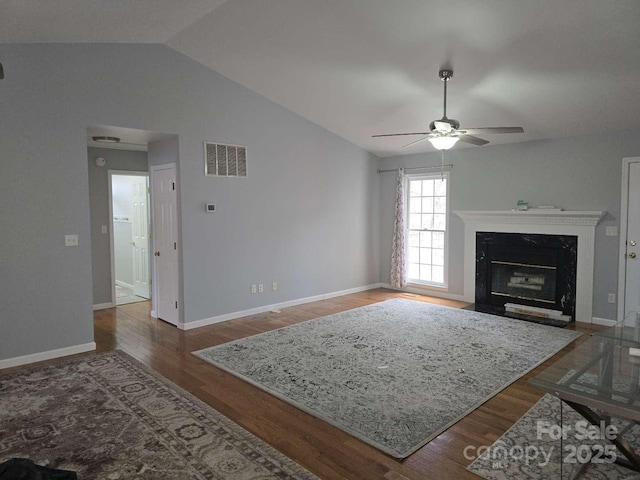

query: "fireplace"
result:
(455, 210), (604, 324)
(475, 232), (577, 325)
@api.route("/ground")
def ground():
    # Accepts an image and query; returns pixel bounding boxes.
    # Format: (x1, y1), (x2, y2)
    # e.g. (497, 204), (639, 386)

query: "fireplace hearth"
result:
(473, 232), (577, 326)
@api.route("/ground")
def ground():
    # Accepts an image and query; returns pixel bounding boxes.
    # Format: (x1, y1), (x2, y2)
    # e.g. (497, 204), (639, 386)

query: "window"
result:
(406, 173), (449, 287)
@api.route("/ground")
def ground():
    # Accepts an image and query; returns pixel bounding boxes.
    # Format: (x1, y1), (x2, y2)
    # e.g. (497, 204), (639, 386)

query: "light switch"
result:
(606, 226), (618, 237)
(102, 225), (108, 234)
(65, 234), (78, 246)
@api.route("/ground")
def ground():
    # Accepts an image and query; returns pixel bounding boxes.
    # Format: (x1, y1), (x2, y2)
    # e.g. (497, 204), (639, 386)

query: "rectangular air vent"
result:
(204, 142), (247, 178)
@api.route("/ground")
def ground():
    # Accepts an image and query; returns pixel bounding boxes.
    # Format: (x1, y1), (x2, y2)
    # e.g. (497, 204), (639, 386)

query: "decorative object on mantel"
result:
(512, 202), (565, 212)
(534, 205), (563, 210)
(513, 199), (529, 211)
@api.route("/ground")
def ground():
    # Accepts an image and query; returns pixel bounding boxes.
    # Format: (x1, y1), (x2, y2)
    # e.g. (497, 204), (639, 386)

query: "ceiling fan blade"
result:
(458, 127), (524, 135)
(372, 132), (430, 138)
(457, 135), (489, 146)
(402, 136), (432, 148)
(433, 121), (453, 133)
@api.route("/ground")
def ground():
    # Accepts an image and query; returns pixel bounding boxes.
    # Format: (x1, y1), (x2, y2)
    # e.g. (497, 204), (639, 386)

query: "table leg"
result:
(564, 399), (640, 472)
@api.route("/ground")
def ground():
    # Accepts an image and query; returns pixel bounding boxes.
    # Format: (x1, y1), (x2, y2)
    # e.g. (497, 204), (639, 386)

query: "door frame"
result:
(108, 170), (150, 306)
(616, 157), (640, 322)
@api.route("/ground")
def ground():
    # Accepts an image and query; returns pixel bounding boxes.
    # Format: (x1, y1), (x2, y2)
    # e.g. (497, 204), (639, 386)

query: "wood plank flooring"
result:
(17, 289), (603, 479)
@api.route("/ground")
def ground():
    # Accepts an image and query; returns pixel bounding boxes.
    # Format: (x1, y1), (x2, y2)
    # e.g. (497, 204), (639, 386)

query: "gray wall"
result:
(0, 43), (379, 361)
(88, 147), (148, 305)
(378, 131), (640, 320)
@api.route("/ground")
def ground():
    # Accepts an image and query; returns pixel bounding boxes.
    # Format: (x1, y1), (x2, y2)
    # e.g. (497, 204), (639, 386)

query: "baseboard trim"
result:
(591, 317), (617, 326)
(150, 310), (157, 319)
(93, 302), (114, 311)
(181, 283), (384, 331)
(0, 342), (97, 370)
(379, 283), (468, 303)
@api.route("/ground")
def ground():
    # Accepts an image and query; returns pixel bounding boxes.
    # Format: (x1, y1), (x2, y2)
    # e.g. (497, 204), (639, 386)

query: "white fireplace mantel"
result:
(454, 210), (606, 323)
(455, 210), (605, 226)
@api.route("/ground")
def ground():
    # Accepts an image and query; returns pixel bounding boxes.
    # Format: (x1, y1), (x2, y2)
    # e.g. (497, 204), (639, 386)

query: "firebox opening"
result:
(473, 232), (577, 327)
(490, 261), (557, 304)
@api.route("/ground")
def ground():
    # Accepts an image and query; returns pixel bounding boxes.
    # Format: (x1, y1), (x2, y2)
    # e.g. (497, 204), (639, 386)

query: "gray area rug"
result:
(0, 351), (318, 480)
(468, 393), (640, 479)
(194, 298), (581, 458)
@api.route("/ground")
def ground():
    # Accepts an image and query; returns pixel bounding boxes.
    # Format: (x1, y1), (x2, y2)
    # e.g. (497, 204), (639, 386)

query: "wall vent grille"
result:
(205, 142), (247, 178)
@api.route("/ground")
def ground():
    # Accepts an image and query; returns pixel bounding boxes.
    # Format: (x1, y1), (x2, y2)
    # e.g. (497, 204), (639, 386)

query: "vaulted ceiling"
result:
(2, 0), (639, 157)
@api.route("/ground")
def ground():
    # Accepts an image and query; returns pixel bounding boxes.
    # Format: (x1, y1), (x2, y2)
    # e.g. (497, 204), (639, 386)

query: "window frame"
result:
(404, 171), (450, 290)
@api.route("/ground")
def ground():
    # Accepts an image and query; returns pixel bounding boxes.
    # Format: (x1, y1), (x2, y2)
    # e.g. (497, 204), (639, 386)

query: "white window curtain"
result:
(390, 168), (407, 288)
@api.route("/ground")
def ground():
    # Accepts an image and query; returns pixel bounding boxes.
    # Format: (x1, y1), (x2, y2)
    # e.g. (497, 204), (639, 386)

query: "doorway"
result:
(109, 172), (151, 306)
(617, 157), (640, 324)
(87, 125), (180, 321)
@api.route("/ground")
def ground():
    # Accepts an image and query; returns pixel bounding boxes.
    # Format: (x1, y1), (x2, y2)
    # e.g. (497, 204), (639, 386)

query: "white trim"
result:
(150, 310), (158, 318)
(404, 172), (450, 289)
(455, 210), (606, 323)
(93, 302), (114, 311)
(380, 283), (468, 302)
(180, 283), (384, 331)
(455, 210), (605, 226)
(0, 342), (96, 370)
(617, 157), (640, 322)
(591, 317), (618, 327)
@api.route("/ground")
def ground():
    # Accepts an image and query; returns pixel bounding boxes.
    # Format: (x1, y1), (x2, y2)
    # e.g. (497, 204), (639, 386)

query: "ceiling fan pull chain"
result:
(441, 150), (445, 180)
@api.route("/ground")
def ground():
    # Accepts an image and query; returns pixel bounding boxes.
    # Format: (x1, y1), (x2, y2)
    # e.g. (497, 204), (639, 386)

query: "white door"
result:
(151, 165), (179, 325)
(132, 177), (150, 299)
(621, 158), (640, 324)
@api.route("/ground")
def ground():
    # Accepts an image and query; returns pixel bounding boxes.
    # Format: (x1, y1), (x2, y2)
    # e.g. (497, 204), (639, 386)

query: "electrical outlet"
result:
(608, 293), (616, 304)
(272, 281), (278, 291)
(258, 284), (264, 293)
(251, 284), (257, 294)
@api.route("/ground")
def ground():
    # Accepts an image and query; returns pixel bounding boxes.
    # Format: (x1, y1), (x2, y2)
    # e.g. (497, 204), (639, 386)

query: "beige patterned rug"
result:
(0, 351), (318, 479)
(194, 299), (581, 458)
(468, 393), (640, 479)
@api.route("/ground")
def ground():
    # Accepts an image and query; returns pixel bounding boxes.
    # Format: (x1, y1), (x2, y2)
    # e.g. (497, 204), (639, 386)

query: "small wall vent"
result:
(205, 142), (247, 178)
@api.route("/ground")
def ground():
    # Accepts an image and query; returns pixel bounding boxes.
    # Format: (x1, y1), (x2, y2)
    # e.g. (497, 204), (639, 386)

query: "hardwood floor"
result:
(25, 289), (603, 479)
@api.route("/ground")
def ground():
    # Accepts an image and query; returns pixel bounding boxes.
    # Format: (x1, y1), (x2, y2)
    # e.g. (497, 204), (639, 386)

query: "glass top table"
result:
(530, 311), (640, 474)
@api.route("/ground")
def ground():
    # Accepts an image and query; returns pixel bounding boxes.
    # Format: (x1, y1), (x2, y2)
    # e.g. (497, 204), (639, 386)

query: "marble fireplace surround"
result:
(455, 210), (605, 323)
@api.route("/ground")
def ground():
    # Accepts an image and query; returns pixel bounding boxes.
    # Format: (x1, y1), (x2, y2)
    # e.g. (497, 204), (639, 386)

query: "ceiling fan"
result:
(373, 69), (524, 150)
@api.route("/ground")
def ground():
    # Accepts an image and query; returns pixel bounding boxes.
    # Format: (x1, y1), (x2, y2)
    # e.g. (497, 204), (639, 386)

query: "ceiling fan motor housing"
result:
(438, 69), (453, 81)
(429, 118), (460, 132)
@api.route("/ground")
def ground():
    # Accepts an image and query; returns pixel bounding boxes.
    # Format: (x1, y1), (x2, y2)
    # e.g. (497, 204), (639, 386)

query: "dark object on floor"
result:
(0, 458), (77, 480)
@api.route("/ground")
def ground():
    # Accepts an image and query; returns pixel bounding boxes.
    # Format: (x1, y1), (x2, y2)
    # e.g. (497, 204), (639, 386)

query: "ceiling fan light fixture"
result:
(428, 136), (459, 150)
(92, 136), (121, 143)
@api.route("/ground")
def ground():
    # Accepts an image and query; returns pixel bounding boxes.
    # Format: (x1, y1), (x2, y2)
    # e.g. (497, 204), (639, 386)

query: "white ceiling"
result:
(3, 0), (640, 157)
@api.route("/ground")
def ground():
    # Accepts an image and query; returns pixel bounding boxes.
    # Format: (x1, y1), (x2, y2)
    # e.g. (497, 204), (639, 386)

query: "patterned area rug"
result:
(194, 298), (581, 458)
(468, 393), (640, 479)
(0, 351), (318, 480)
